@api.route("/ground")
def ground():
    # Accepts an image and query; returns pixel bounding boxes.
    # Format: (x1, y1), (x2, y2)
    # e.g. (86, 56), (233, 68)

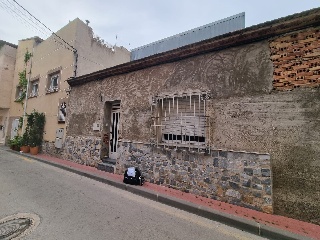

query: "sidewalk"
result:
(3, 146), (320, 240)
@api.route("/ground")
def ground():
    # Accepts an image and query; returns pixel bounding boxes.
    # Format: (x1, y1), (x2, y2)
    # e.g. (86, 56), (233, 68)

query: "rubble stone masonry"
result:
(62, 136), (101, 167)
(117, 142), (273, 213)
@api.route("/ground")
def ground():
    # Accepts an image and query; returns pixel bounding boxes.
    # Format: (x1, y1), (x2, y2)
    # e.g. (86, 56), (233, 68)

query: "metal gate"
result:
(109, 103), (120, 159)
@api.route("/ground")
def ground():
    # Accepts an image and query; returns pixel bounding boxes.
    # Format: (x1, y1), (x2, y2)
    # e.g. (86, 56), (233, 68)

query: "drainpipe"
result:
(21, 46), (34, 134)
(73, 49), (78, 77)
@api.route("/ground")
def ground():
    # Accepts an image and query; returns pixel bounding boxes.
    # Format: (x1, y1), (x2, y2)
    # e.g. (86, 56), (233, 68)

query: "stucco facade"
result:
(0, 41), (17, 144)
(7, 18), (130, 148)
(66, 9), (320, 224)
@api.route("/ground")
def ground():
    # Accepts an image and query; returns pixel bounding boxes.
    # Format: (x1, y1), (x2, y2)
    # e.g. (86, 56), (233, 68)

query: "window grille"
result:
(151, 91), (211, 151)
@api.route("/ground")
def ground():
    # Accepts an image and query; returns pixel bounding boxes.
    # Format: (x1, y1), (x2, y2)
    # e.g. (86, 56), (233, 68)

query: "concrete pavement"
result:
(2, 145), (319, 240)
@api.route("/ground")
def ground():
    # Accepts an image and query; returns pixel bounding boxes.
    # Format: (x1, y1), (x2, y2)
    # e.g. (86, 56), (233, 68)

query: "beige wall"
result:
(0, 44), (16, 108)
(0, 43), (17, 143)
(8, 18), (130, 143)
(8, 38), (37, 139)
(74, 19), (130, 77)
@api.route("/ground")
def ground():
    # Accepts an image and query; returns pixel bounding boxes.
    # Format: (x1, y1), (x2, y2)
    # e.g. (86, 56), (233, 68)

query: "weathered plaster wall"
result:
(66, 40), (274, 212)
(67, 35), (320, 223)
(211, 89), (320, 224)
(68, 40), (272, 138)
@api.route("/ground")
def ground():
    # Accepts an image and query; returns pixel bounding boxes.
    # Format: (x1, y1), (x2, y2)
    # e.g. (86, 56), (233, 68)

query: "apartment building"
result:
(0, 40), (17, 144)
(7, 18), (130, 152)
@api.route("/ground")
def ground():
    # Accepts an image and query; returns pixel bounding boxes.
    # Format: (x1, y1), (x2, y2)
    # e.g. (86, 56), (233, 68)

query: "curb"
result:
(7, 149), (313, 240)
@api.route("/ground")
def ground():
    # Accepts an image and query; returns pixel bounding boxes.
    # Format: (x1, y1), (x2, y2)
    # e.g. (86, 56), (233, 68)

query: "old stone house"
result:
(66, 9), (320, 225)
(0, 40), (17, 144)
(7, 18), (130, 150)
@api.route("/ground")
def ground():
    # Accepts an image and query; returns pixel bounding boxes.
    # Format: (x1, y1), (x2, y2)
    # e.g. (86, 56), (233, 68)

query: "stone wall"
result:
(42, 141), (63, 158)
(117, 142), (272, 213)
(62, 136), (101, 167)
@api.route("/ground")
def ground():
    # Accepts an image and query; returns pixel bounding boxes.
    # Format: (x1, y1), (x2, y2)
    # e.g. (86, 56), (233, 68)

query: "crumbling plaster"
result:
(66, 32), (320, 224)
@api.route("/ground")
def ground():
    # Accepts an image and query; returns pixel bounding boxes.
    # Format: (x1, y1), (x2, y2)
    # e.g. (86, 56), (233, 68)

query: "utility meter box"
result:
(55, 128), (64, 148)
(55, 138), (63, 148)
(56, 128), (64, 138)
(93, 123), (100, 131)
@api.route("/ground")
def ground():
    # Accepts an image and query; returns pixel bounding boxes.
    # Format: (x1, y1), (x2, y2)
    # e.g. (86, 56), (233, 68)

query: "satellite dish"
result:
(85, 20), (90, 25)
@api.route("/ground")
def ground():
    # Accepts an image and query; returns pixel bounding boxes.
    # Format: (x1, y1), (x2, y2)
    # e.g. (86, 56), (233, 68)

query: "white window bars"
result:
(151, 91), (211, 152)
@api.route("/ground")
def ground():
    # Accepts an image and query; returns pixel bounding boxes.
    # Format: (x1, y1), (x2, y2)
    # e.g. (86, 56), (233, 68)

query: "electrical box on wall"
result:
(93, 123), (100, 131)
(55, 128), (64, 149)
(56, 128), (64, 138)
(55, 138), (63, 148)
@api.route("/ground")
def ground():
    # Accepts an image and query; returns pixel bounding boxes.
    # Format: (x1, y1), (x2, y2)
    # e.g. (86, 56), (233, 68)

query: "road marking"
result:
(0, 149), (34, 163)
(18, 156), (34, 163)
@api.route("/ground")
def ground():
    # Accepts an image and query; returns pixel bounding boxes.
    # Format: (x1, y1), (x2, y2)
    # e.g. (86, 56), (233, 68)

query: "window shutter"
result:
(161, 97), (206, 145)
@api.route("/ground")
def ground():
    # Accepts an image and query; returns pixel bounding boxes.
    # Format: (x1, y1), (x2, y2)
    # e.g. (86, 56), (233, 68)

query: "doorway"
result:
(109, 102), (120, 159)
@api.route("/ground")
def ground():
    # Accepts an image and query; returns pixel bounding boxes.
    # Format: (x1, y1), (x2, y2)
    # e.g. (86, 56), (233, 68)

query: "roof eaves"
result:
(68, 7), (320, 87)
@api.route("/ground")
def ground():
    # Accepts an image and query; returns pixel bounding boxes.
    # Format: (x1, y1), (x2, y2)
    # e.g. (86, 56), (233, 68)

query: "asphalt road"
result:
(0, 149), (266, 240)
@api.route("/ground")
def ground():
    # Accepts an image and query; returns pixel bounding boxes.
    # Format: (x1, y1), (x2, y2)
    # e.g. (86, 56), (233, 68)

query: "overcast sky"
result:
(0, 0), (319, 50)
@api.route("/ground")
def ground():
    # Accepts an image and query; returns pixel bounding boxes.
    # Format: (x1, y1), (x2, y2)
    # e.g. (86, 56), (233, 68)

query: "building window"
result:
(151, 92), (211, 148)
(15, 86), (23, 101)
(46, 72), (60, 93)
(29, 80), (39, 98)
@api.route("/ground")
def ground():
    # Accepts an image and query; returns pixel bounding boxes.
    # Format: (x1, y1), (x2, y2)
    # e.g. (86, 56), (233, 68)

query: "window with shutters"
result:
(151, 92), (211, 148)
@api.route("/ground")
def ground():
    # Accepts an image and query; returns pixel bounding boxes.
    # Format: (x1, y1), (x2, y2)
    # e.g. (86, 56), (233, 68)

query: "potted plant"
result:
(27, 110), (45, 155)
(20, 131), (30, 153)
(9, 135), (22, 151)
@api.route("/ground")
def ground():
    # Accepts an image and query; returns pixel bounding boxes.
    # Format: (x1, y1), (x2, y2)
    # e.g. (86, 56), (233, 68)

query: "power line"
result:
(0, 0), (69, 51)
(12, 0), (77, 53)
(5, 0), (50, 37)
(1, 1), (110, 72)
(0, 0), (48, 38)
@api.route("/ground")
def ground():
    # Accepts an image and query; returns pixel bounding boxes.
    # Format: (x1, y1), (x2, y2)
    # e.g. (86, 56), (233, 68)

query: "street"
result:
(0, 149), (266, 240)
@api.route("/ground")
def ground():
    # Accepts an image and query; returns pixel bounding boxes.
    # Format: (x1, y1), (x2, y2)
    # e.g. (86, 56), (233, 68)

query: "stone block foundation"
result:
(62, 136), (102, 167)
(117, 141), (273, 213)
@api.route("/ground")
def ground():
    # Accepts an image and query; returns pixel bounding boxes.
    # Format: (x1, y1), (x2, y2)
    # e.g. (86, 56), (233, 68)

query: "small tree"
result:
(26, 110), (45, 147)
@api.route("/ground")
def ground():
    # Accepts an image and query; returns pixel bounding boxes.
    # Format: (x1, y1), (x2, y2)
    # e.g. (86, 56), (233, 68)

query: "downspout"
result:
(73, 49), (78, 77)
(22, 46), (34, 134)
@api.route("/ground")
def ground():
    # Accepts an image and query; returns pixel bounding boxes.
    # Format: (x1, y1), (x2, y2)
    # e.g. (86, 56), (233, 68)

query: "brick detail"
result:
(269, 27), (320, 91)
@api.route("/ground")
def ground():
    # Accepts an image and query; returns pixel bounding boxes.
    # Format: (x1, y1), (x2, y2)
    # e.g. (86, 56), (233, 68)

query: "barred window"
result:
(151, 92), (210, 149)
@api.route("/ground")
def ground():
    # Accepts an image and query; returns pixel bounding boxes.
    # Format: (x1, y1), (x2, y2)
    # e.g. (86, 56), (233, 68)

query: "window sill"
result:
(46, 89), (59, 94)
(158, 142), (206, 149)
